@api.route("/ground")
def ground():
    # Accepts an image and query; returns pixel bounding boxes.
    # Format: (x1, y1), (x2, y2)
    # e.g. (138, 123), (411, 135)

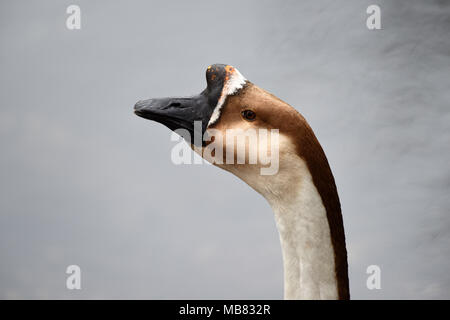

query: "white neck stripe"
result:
(207, 68), (246, 127)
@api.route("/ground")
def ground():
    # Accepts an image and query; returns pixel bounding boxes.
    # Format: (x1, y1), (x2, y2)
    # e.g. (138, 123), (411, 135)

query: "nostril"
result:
(161, 102), (181, 110)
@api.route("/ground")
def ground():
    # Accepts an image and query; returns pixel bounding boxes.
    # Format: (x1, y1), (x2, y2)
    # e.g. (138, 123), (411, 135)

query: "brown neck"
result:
(292, 120), (350, 300)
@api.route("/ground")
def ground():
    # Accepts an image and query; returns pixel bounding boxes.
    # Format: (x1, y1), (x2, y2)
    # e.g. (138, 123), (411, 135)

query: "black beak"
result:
(134, 95), (211, 145)
(134, 64), (245, 146)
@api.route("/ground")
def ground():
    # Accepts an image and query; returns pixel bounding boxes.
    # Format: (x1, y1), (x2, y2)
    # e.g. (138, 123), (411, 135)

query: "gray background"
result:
(1, 0), (449, 299)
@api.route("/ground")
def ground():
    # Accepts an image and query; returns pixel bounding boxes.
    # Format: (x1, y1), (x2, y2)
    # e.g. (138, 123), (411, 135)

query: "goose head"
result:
(134, 64), (312, 198)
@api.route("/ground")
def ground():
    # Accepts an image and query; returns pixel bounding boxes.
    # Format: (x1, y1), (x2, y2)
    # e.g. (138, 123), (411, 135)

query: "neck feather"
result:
(244, 132), (348, 299)
(221, 131), (349, 299)
(267, 157), (340, 299)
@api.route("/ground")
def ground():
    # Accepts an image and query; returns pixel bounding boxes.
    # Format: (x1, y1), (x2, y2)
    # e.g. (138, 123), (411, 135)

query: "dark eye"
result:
(241, 109), (256, 121)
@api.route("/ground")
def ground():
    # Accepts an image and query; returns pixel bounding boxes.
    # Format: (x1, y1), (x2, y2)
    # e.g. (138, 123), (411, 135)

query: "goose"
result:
(134, 64), (349, 300)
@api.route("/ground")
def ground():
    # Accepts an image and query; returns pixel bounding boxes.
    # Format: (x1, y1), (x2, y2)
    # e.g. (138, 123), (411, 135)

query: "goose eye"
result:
(241, 109), (256, 121)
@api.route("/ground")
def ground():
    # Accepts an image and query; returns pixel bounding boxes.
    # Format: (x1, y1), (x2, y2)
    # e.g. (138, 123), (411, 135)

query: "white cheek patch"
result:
(207, 68), (247, 127)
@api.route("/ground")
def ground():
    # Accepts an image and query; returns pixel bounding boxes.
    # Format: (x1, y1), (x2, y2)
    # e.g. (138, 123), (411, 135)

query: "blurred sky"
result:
(0, 0), (449, 299)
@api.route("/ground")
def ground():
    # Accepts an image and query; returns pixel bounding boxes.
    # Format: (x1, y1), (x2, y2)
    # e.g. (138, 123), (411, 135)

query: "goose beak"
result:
(134, 95), (210, 146)
(134, 64), (247, 146)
